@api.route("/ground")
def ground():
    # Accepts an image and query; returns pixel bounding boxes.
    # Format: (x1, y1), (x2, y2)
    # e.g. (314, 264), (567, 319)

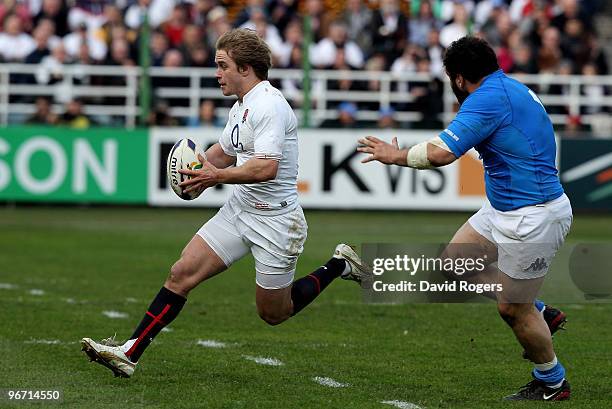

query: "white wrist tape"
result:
(406, 136), (451, 169)
(406, 141), (433, 169)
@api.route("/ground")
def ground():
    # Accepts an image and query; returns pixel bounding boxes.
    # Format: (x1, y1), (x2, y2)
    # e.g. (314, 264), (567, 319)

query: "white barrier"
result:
(148, 127), (487, 211)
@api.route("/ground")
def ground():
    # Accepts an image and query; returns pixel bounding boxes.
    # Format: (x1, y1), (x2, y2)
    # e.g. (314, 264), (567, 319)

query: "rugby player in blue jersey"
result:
(358, 36), (572, 401)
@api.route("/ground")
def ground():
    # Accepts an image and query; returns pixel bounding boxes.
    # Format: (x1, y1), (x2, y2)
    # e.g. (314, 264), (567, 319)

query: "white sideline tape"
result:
(381, 400), (423, 409)
(102, 310), (129, 319)
(196, 339), (224, 347)
(312, 377), (349, 388)
(243, 355), (284, 366)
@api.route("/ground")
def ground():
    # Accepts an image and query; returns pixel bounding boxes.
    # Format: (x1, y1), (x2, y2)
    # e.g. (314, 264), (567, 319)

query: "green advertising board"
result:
(0, 126), (147, 203)
(561, 139), (612, 210)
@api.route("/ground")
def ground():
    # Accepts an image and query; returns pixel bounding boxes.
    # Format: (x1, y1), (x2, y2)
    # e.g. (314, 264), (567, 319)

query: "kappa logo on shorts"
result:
(526, 257), (548, 272)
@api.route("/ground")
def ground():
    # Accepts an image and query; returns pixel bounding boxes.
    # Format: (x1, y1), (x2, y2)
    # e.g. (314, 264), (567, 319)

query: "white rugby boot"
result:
(81, 335), (136, 378)
(333, 243), (372, 284)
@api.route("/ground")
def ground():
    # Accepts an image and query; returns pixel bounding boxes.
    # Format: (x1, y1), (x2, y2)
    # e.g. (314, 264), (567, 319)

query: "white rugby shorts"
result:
(468, 194), (573, 279)
(197, 195), (308, 289)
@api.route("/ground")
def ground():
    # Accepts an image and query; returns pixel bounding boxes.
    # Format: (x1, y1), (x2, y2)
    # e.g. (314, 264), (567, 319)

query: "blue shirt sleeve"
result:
(439, 90), (508, 157)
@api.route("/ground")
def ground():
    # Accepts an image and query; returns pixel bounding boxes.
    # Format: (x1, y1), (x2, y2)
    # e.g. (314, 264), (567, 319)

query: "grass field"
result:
(1, 206), (611, 408)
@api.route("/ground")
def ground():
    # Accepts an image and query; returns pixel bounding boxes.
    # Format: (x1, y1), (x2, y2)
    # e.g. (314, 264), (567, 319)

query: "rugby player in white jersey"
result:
(81, 29), (369, 378)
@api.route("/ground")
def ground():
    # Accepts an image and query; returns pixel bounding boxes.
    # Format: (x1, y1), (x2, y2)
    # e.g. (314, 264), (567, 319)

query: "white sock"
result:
(534, 356), (558, 372)
(534, 356), (565, 388)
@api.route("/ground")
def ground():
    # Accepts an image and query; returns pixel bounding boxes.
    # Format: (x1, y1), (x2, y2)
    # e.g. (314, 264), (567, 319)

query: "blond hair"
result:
(216, 29), (272, 80)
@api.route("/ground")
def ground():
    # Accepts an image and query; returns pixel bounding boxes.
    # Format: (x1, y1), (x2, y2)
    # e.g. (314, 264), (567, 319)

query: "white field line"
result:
(29, 289), (45, 295)
(242, 355), (284, 366)
(0, 283), (17, 289)
(381, 400), (423, 409)
(64, 298), (90, 304)
(312, 376), (350, 388)
(102, 310), (129, 319)
(196, 339), (224, 347)
(24, 339), (77, 345)
(25, 339), (62, 345)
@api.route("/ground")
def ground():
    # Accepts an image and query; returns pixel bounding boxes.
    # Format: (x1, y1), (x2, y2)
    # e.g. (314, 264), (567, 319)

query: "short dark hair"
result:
(443, 36), (499, 83)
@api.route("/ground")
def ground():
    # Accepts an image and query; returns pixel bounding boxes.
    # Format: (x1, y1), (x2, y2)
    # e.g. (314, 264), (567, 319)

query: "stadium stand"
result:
(0, 0), (609, 135)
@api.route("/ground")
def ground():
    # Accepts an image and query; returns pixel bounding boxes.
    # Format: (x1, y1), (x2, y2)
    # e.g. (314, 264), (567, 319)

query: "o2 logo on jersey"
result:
(231, 124), (244, 151)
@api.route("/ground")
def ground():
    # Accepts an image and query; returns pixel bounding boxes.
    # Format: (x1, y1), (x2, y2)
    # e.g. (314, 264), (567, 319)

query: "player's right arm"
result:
(358, 91), (507, 169)
(357, 136), (456, 167)
(204, 143), (236, 169)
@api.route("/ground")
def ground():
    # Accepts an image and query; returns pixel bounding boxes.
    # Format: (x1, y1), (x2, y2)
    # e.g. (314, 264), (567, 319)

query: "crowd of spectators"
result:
(0, 0), (608, 130)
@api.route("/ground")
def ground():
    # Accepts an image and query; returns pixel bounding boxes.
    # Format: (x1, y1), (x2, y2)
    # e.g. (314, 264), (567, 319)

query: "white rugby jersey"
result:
(219, 80), (299, 214)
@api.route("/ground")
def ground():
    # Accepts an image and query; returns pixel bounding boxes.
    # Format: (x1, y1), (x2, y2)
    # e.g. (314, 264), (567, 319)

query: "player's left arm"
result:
(357, 136), (457, 168)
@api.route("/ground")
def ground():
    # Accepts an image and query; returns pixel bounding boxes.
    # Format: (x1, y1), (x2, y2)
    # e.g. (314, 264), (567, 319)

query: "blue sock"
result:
(533, 359), (565, 387)
(534, 299), (545, 313)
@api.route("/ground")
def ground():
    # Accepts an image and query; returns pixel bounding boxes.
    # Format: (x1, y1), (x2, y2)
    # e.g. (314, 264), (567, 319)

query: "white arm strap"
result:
(406, 136), (451, 169)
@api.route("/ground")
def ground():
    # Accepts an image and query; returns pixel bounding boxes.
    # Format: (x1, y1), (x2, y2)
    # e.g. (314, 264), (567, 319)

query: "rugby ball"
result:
(167, 138), (204, 200)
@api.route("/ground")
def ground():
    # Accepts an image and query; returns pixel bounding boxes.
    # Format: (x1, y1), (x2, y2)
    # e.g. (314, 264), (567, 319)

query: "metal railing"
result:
(0, 64), (610, 132)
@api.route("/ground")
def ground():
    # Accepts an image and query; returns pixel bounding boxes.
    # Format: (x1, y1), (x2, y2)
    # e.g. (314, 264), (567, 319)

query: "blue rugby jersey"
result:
(439, 69), (564, 211)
